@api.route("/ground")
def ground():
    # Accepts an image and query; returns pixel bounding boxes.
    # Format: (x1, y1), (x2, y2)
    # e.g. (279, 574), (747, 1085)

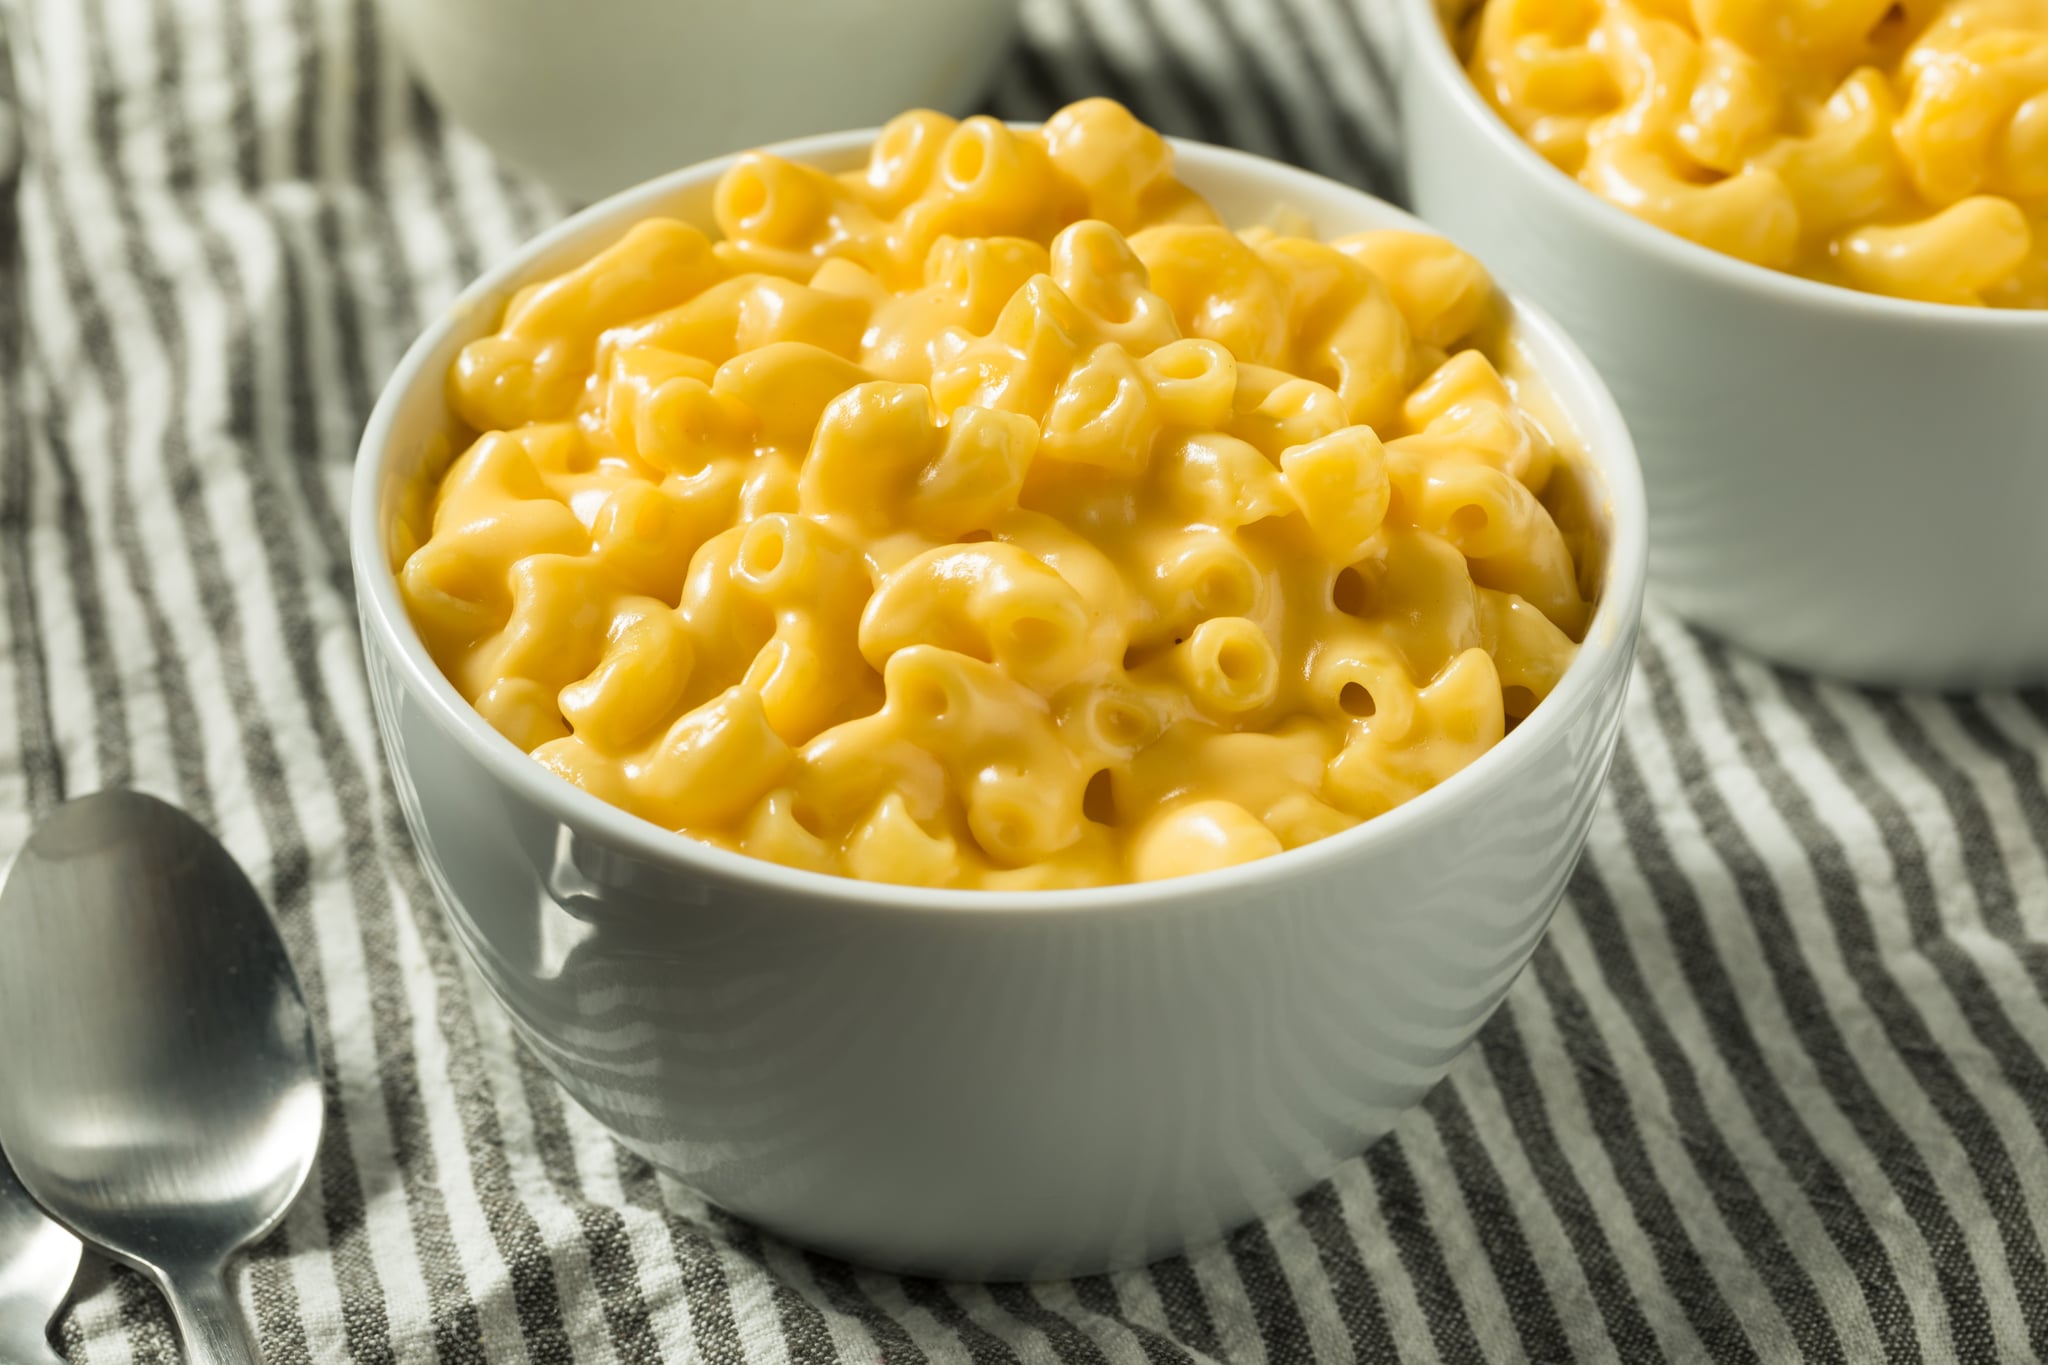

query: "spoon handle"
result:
(156, 1263), (262, 1365)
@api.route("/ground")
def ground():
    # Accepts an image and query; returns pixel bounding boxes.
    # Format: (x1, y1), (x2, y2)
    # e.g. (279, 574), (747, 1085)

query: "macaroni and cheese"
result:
(400, 99), (1593, 889)
(1461, 0), (2048, 306)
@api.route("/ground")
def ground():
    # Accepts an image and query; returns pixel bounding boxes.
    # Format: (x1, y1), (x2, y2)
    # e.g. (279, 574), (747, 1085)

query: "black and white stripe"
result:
(4, 0), (2045, 1359)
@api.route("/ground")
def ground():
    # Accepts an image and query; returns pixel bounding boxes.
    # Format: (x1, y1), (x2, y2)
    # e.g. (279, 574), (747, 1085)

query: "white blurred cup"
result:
(381, 0), (1022, 203)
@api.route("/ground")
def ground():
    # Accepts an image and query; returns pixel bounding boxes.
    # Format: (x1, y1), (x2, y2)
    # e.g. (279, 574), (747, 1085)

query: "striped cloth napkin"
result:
(3, 0), (2045, 1360)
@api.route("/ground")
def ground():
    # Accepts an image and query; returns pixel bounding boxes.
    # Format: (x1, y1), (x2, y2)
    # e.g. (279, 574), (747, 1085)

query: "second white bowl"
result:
(1396, 0), (2048, 688)
(382, 0), (1019, 203)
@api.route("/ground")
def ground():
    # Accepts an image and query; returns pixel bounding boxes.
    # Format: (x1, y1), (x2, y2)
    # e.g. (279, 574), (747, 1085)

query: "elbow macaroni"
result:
(401, 99), (1595, 889)
(1460, 0), (2048, 306)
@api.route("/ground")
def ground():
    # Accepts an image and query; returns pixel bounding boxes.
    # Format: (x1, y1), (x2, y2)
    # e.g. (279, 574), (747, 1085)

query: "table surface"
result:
(1, 0), (2044, 1361)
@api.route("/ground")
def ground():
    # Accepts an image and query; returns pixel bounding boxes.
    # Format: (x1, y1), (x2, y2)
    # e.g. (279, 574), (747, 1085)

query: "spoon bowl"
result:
(0, 791), (323, 1364)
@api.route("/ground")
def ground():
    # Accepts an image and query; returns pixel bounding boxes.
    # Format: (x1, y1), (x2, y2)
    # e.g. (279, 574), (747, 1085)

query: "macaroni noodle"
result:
(401, 99), (1594, 889)
(1461, 0), (2048, 306)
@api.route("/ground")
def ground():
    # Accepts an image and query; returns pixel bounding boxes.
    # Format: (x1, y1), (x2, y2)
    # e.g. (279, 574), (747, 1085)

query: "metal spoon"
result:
(0, 1152), (79, 1365)
(0, 791), (324, 1365)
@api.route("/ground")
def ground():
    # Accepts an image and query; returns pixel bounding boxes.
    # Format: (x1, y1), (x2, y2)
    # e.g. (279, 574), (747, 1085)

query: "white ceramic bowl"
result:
(380, 0), (1019, 203)
(350, 131), (1648, 1278)
(1395, 0), (2048, 688)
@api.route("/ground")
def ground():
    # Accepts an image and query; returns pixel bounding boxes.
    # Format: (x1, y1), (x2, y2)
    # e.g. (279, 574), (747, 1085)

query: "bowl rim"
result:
(1395, 0), (2048, 333)
(349, 126), (1649, 915)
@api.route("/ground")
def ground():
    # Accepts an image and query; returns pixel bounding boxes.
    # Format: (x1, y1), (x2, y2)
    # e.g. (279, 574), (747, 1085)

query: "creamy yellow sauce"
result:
(399, 99), (1591, 889)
